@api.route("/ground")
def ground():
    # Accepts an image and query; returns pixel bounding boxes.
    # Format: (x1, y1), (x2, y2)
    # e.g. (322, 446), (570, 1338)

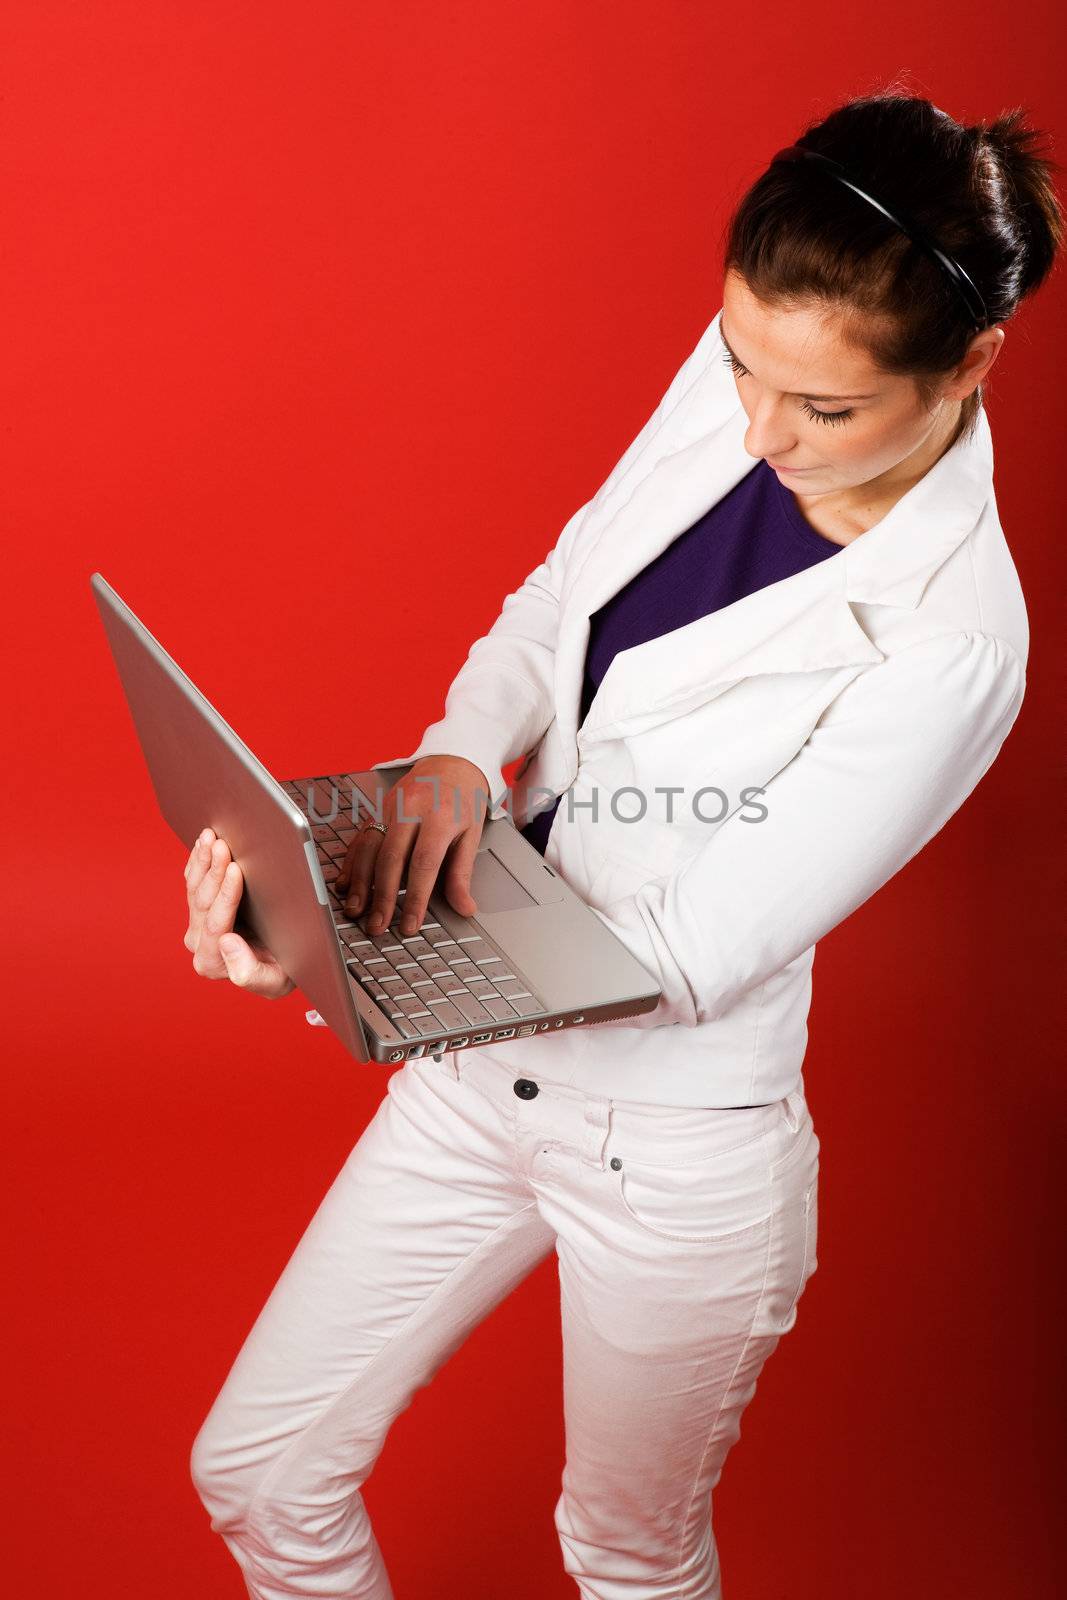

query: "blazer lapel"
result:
(556, 381), (995, 751)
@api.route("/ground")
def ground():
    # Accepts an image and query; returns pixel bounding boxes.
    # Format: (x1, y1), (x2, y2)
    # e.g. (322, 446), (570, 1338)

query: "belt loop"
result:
(581, 1095), (611, 1170)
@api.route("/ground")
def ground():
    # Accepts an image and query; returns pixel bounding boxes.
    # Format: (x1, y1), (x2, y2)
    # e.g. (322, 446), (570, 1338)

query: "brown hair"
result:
(721, 89), (1064, 443)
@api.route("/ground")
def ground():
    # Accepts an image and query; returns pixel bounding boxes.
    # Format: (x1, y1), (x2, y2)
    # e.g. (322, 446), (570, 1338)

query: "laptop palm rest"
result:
(467, 846), (542, 913)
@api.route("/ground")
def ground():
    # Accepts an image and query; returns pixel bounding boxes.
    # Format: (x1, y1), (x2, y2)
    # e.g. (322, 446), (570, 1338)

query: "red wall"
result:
(4, 5), (1063, 1596)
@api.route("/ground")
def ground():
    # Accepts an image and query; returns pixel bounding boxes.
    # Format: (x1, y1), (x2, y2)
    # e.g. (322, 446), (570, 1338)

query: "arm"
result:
(586, 630), (1026, 1028)
(372, 309), (729, 811)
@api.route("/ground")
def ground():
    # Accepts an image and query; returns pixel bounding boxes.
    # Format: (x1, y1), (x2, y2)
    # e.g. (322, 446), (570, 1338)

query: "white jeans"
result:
(190, 1048), (820, 1599)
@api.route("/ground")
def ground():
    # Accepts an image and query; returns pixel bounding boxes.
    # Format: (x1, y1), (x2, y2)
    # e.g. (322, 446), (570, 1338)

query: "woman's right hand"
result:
(336, 753), (492, 938)
(184, 828), (295, 998)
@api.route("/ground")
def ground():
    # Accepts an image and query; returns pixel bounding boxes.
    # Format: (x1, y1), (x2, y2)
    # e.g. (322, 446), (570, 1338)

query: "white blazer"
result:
(373, 306), (1029, 1107)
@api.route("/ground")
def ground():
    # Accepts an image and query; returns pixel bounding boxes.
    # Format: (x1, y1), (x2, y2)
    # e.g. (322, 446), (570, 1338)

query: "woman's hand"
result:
(336, 754), (491, 937)
(184, 828), (296, 998)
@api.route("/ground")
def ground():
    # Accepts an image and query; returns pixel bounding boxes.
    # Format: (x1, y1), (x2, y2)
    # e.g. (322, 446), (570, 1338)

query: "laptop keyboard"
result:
(282, 776), (548, 1043)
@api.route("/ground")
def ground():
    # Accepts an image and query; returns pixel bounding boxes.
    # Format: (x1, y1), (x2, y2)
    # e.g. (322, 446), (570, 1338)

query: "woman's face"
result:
(719, 270), (1001, 503)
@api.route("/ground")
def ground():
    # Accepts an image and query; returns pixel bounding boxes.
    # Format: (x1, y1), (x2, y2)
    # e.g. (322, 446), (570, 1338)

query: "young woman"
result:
(186, 93), (1061, 1598)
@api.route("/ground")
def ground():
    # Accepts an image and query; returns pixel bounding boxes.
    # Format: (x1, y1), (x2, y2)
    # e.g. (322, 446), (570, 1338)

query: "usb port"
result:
(472, 1031), (492, 1045)
(494, 1027), (516, 1040)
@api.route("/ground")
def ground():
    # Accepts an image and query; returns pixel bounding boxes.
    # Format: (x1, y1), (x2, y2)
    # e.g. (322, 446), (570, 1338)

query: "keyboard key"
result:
(482, 995), (518, 1022)
(508, 992), (543, 1017)
(386, 1012), (419, 1039)
(418, 954), (452, 979)
(411, 979), (449, 1005)
(451, 991), (493, 1026)
(426, 999), (466, 1031)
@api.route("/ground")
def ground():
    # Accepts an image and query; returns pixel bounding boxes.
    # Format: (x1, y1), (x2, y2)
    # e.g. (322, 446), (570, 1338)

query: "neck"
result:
(794, 399), (966, 544)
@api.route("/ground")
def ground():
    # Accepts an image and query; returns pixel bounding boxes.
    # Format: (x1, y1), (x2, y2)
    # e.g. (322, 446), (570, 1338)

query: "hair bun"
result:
(970, 109), (1064, 293)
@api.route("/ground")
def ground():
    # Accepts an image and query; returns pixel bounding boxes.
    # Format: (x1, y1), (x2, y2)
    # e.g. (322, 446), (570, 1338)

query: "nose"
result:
(746, 431), (798, 466)
(742, 407), (798, 466)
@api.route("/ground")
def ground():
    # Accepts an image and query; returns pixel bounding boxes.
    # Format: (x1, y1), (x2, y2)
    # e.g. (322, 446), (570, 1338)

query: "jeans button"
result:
(513, 1078), (539, 1099)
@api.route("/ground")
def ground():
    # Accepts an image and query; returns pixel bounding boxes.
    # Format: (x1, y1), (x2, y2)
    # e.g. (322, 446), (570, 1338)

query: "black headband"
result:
(769, 144), (989, 333)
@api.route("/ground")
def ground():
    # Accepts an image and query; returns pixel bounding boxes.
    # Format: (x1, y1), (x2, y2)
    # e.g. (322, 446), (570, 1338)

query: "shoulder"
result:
(914, 505), (1030, 668)
(821, 627), (1026, 751)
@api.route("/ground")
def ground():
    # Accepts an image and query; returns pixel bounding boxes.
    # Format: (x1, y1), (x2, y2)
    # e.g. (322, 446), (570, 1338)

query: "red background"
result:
(4, 5), (1063, 1596)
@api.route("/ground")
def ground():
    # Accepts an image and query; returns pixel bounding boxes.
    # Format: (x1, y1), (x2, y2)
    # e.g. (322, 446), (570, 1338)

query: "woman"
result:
(187, 94), (1061, 1598)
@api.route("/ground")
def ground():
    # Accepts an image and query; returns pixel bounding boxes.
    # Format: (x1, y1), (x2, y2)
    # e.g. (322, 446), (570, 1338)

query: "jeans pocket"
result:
(610, 1110), (777, 1244)
(754, 1108), (820, 1335)
(772, 1177), (819, 1335)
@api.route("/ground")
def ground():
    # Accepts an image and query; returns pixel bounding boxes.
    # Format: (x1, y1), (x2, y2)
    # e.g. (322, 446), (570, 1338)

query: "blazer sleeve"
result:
(586, 630), (1026, 1028)
(370, 309), (728, 815)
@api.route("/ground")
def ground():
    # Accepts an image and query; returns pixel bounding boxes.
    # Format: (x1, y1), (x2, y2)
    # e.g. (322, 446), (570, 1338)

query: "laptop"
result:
(91, 572), (662, 1065)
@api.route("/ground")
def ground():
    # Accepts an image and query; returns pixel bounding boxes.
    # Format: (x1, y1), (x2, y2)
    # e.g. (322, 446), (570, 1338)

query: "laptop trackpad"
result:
(467, 847), (539, 912)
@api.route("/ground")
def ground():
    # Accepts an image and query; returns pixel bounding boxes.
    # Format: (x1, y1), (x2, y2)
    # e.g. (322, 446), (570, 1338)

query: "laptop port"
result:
(449, 1035), (469, 1049)
(494, 1027), (516, 1040)
(472, 1031), (492, 1044)
(517, 1024), (537, 1037)
(407, 1043), (425, 1059)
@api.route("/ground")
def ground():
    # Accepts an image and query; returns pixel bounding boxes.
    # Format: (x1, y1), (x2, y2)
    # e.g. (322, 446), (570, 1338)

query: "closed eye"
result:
(721, 350), (855, 427)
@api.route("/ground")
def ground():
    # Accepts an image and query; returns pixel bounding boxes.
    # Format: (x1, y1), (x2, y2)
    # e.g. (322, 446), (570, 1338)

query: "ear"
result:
(949, 325), (1006, 397)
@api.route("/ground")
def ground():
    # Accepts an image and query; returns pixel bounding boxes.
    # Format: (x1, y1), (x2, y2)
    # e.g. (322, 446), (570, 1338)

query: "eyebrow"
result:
(719, 317), (877, 402)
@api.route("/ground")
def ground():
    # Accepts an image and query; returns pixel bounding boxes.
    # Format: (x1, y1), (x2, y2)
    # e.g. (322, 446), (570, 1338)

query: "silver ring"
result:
(361, 819), (387, 836)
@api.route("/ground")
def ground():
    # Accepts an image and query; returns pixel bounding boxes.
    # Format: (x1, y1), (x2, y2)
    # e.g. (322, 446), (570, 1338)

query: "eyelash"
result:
(721, 350), (855, 426)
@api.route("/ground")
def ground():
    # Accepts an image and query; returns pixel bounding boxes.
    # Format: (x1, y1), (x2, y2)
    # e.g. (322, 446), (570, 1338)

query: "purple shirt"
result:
(520, 461), (841, 855)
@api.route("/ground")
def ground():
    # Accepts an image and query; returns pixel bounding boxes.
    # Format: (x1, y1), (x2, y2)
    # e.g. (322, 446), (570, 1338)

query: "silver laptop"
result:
(91, 573), (661, 1065)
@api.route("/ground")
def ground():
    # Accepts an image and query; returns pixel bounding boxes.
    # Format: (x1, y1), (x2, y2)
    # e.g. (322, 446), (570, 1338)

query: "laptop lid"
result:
(90, 572), (375, 1060)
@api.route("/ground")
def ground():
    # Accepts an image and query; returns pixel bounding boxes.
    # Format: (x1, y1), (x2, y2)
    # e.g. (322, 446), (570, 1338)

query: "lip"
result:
(768, 461), (812, 473)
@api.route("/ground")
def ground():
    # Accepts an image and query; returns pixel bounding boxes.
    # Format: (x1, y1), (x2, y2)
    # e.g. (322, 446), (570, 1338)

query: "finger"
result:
(202, 858), (244, 942)
(339, 827), (384, 917)
(190, 859), (242, 975)
(185, 828), (215, 893)
(395, 820), (455, 935)
(217, 931), (293, 998)
(184, 832), (225, 948)
(192, 838), (231, 920)
(364, 824), (420, 933)
(439, 825), (481, 922)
